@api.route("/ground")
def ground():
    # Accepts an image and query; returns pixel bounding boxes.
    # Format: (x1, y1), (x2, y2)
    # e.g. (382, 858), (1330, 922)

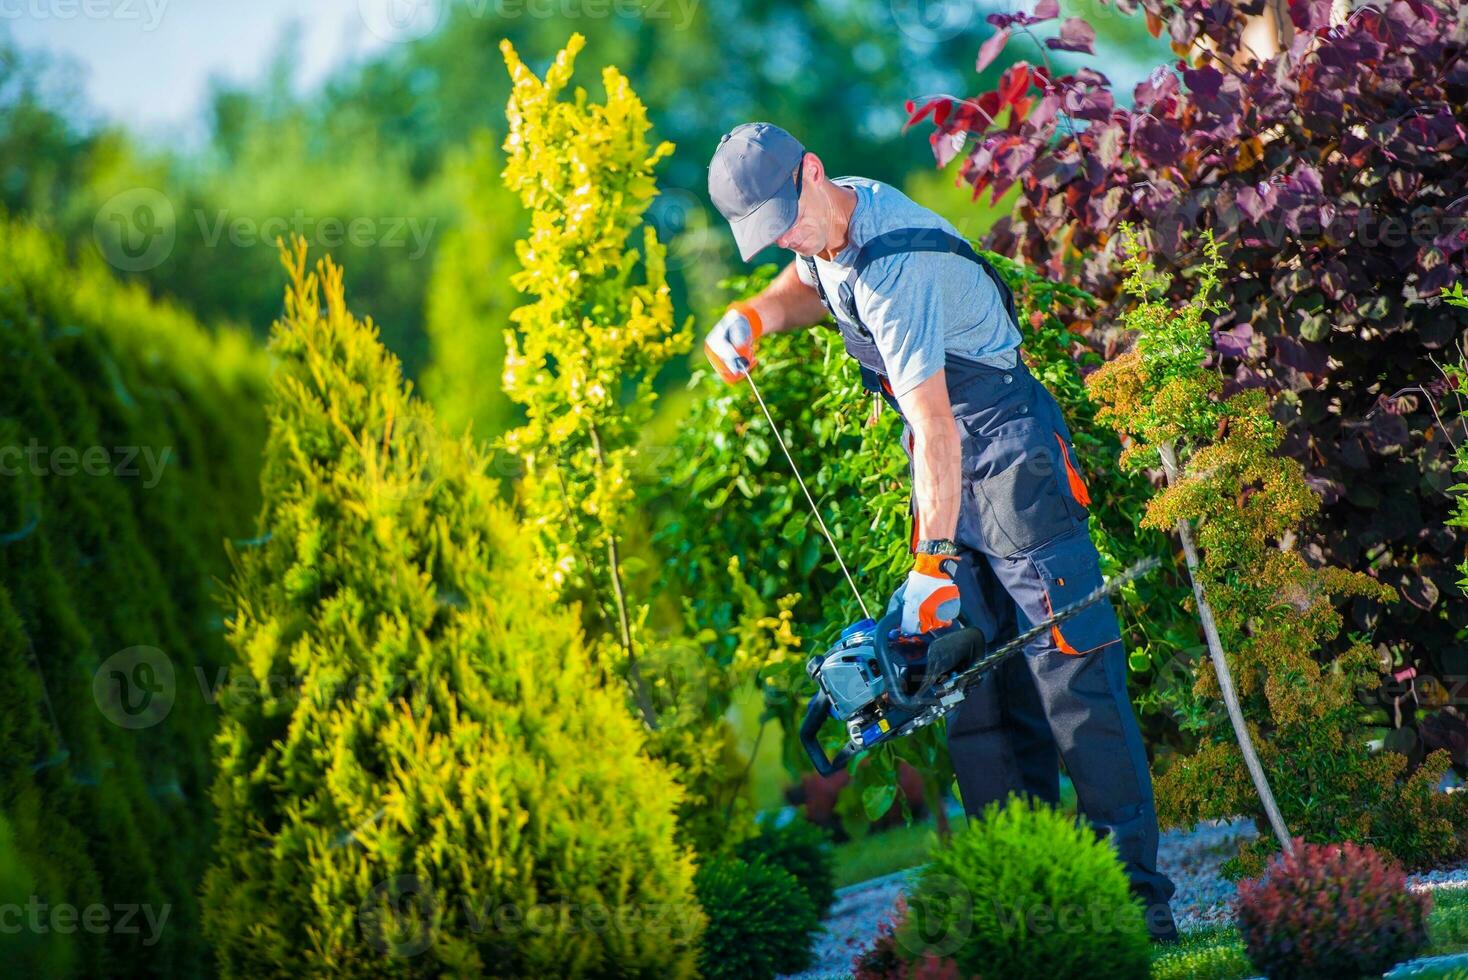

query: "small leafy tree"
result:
(1088, 224), (1466, 877)
(496, 32), (763, 853)
(202, 240), (702, 976)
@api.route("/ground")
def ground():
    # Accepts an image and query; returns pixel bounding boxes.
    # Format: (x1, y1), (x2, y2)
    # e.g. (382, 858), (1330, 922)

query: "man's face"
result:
(774, 157), (832, 256)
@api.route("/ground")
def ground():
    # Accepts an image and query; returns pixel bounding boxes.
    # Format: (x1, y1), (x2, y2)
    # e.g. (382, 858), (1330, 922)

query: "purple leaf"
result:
(1130, 115), (1185, 167)
(1288, 0), (1333, 33)
(1376, 0), (1435, 47)
(1213, 323), (1255, 358)
(1046, 17), (1096, 54)
(1025, 92), (1061, 132)
(1133, 66), (1180, 112)
(1272, 336), (1329, 376)
(1034, 0), (1060, 20)
(1062, 84), (1114, 122)
(976, 28), (1011, 73)
(1182, 65), (1223, 99)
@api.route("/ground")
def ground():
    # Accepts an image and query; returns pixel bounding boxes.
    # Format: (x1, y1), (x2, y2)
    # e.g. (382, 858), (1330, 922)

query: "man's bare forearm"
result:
(898, 368), (963, 542)
(743, 261), (829, 335)
(912, 424), (962, 542)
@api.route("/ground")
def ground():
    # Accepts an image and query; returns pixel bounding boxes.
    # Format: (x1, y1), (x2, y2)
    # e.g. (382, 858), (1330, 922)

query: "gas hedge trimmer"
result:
(740, 371), (1159, 777)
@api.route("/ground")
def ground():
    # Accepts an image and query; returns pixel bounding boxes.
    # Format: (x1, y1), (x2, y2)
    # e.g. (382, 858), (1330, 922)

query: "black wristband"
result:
(915, 538), (959, 557)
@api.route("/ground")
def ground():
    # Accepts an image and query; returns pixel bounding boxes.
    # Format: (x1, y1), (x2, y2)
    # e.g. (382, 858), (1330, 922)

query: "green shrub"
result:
(735, 813), (838, 919)
(694, 855), (819, 980)
(1149, 938), (1252, 980)
(1236, 838), (1430, 980)
(899, 796), (1150, 979)
(200, 241), (702, 977)
(0, 215), (267, 976)
(1428, 888), (1468, 953)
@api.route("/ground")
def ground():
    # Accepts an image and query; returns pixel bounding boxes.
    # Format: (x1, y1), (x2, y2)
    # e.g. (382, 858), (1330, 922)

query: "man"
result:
(704, 121), (1180, 943)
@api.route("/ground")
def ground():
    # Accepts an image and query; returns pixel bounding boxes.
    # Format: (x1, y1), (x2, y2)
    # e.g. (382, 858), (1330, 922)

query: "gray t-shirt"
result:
(795, 176), (1021, 398)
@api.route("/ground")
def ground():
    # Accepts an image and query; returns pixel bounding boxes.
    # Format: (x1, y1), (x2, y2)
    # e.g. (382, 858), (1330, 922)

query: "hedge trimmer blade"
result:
(936, 555), (1159, 702)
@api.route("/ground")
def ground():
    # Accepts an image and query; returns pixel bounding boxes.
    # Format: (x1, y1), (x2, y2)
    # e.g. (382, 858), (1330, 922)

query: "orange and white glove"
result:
(703, 302), (763, 383)
(895, 554), (961, 636)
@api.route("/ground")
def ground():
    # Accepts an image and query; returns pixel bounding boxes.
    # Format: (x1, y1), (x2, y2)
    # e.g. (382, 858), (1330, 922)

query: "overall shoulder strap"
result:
(852, 226), (1018, 328)
(801, 255), (836, 320)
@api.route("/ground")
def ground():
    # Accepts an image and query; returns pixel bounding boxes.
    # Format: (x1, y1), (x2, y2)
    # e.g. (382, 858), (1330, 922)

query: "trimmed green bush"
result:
(735, 813), (838, 919)
(694, 856), (819, 980)
(0, 216), (267, 976)
(900, 796), (1150, 979)
(200, 241), (702, 977)
(1236, 838), (1430, 980)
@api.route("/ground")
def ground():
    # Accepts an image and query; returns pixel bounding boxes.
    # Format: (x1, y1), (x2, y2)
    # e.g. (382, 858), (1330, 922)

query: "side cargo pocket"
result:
(1027, 528), (1122, 657)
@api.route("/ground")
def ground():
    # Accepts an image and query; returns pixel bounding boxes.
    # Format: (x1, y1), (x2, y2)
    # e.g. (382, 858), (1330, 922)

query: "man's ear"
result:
(804, 152), (826, 185)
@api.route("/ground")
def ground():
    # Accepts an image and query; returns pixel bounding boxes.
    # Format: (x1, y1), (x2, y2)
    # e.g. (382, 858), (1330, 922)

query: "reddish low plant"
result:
(852, 898), (965, 980)
(1236, 837), (1432, 979)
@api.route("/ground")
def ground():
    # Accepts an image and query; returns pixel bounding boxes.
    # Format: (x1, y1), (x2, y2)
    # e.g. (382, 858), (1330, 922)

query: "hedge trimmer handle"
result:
(799, 690), (854, 778)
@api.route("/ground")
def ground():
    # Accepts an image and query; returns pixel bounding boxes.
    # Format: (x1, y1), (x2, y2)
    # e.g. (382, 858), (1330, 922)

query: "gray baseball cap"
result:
(708, 122), (806, 262)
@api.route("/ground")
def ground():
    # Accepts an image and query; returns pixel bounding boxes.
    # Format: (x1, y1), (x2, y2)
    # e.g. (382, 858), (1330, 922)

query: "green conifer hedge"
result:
(0, 215), (268, 976)
(201, 240), (703, 977)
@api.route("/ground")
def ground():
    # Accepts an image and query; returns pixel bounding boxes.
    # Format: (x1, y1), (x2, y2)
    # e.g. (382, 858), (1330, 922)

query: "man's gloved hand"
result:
(889, 554), (961, 637)
(703, 302), (763, 383)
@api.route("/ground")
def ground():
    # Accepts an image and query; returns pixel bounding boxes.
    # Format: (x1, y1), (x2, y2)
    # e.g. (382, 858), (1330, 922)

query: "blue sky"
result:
(4, 0), (395, 139)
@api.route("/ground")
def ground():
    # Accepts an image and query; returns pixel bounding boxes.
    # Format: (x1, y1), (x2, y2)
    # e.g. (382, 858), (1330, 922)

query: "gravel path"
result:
(783, 814), (1468, 980)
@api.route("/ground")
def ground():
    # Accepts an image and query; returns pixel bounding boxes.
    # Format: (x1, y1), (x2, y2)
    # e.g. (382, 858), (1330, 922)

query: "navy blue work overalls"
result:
(801, 228), (1178, 931)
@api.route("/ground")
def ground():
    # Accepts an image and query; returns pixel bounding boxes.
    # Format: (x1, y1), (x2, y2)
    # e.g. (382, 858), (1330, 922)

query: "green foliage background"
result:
(0, 216), (268, 975)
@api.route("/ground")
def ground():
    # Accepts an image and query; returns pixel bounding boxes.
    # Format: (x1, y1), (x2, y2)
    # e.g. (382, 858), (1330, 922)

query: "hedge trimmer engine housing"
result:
(804, 615), (963, 754)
